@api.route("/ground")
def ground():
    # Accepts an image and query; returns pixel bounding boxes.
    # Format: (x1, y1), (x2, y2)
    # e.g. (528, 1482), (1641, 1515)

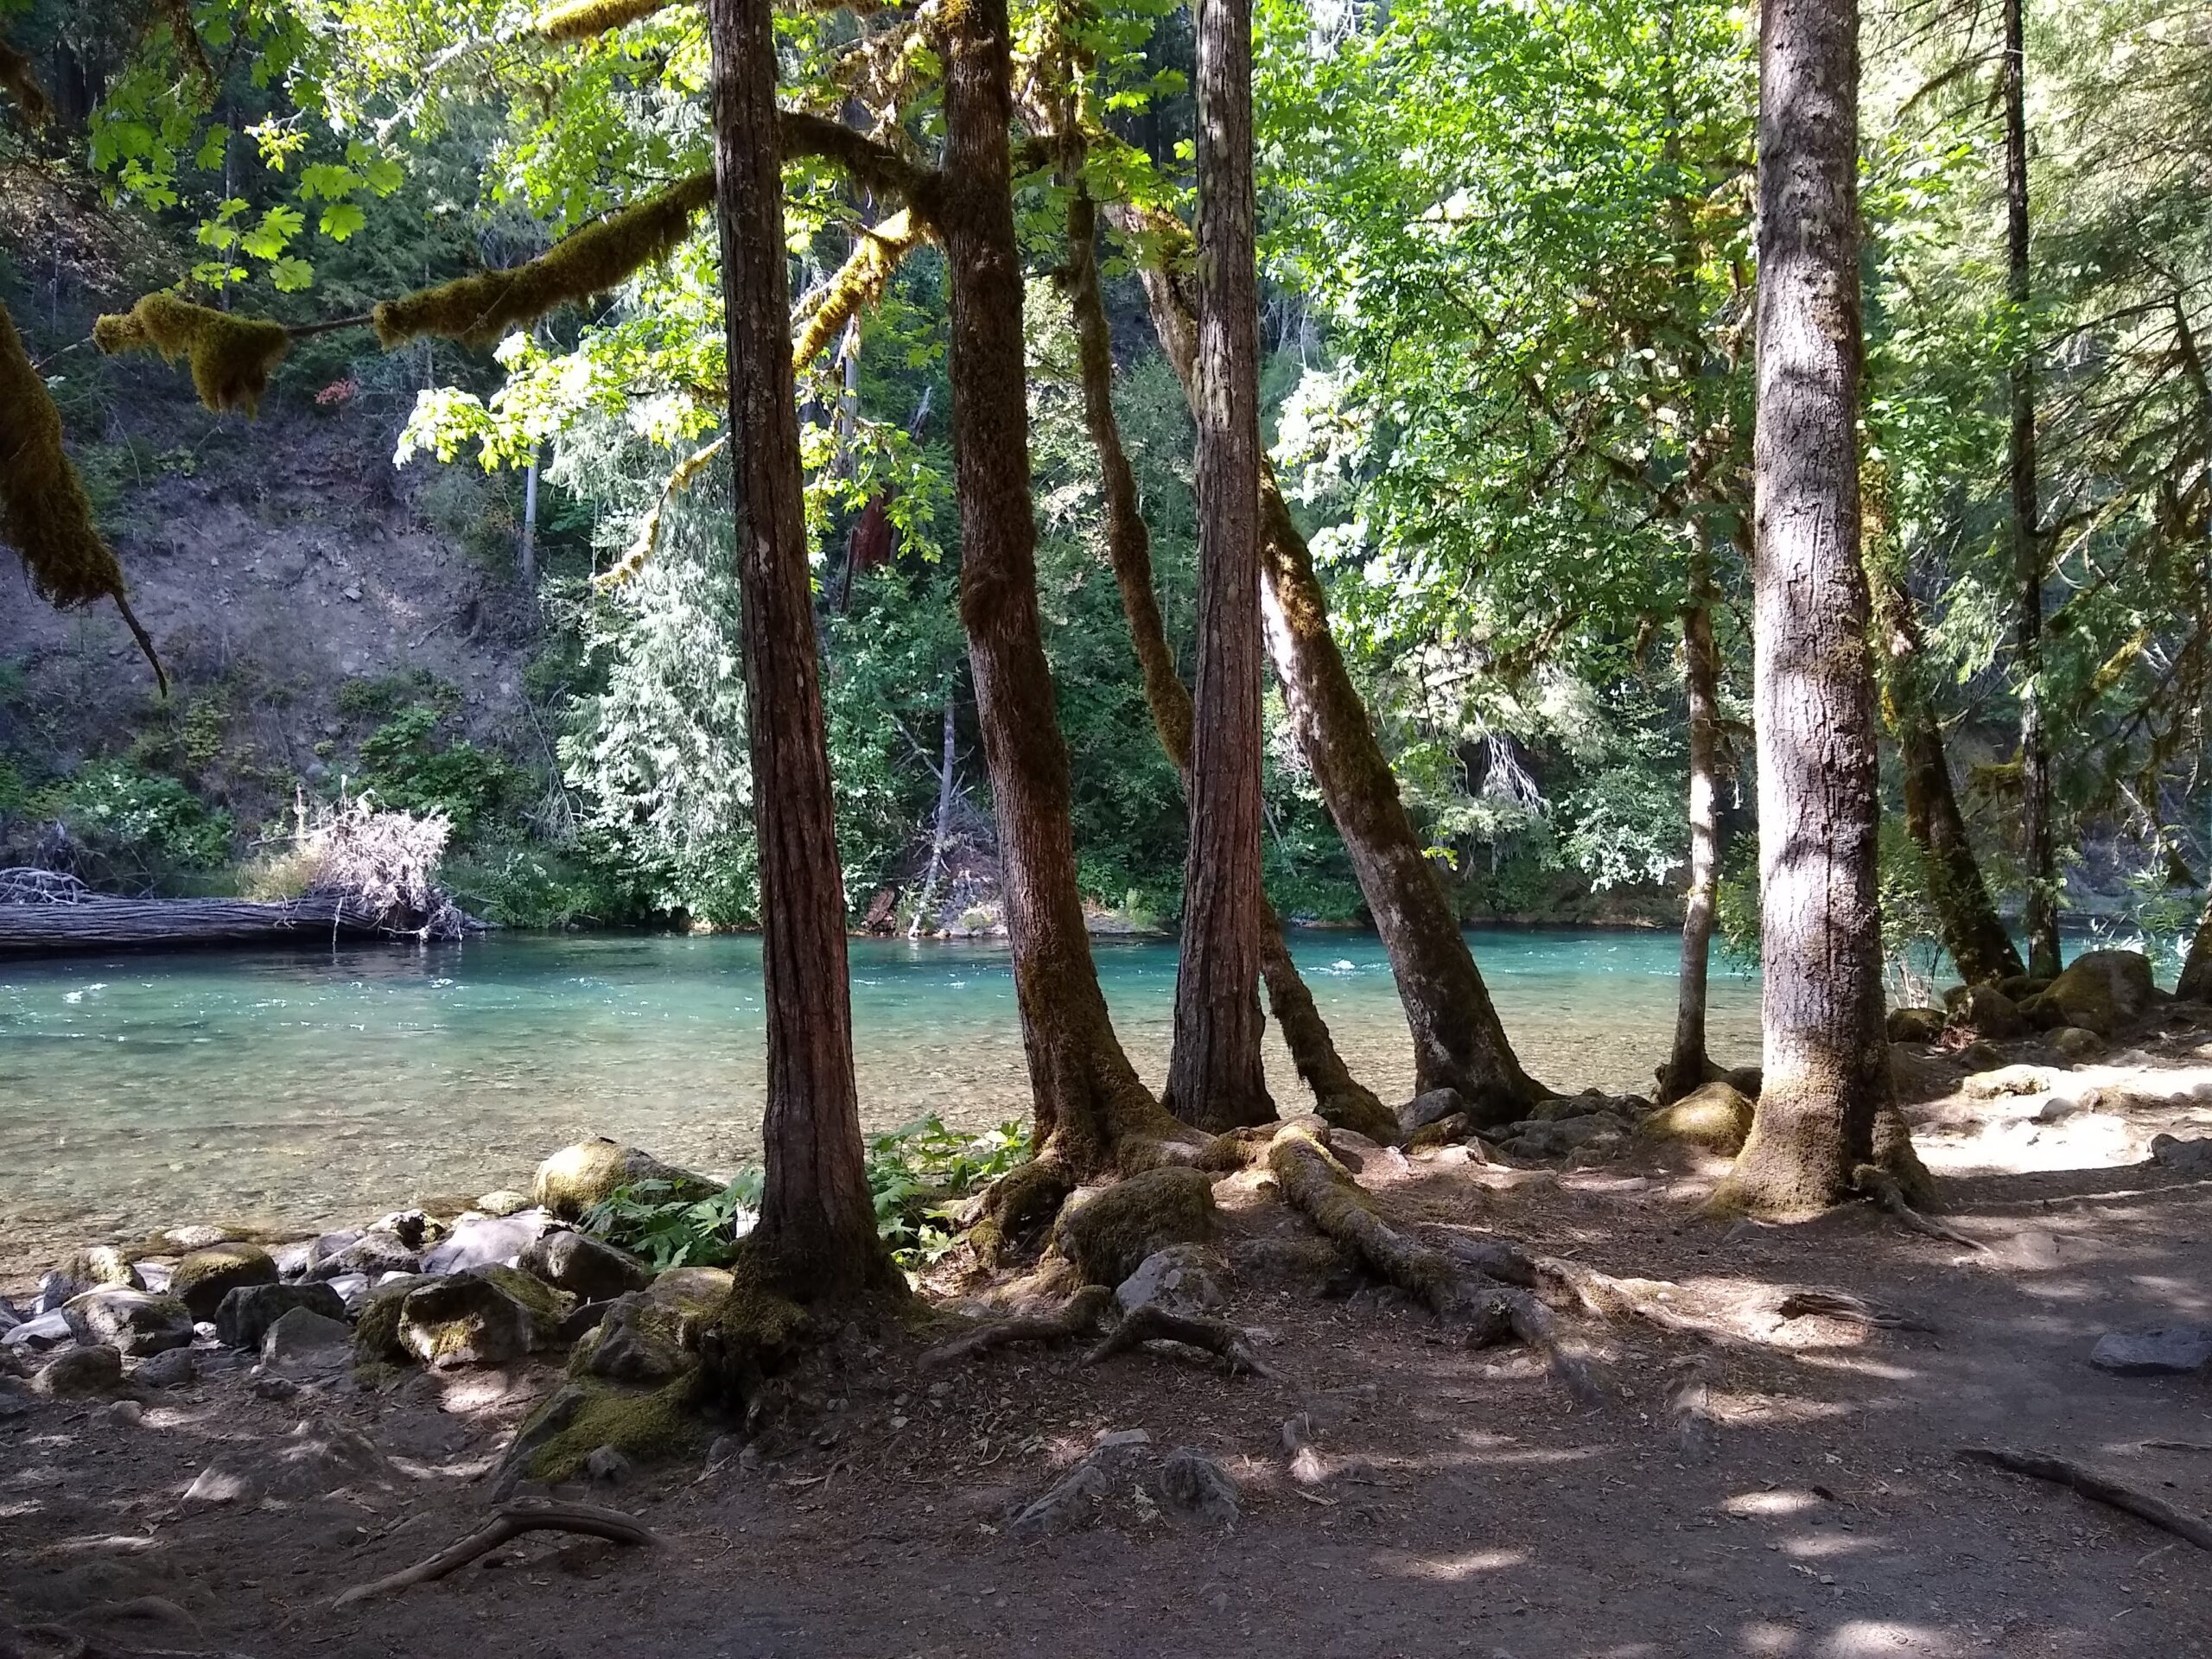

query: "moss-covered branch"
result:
(792, 207), (928, 371)
(779, 111), (941, 219)
(536, 0), (685, 42)
(94, 294), (291, 416)
(1, 302), (163, 688)
(374, 172), (716, 349)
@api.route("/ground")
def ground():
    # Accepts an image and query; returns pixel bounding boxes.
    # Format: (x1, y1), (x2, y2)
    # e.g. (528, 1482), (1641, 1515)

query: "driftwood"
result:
(1956, 1446), (2212, 1552)
(330, 1500), (658, 1608)
(0, 876), (483, 955)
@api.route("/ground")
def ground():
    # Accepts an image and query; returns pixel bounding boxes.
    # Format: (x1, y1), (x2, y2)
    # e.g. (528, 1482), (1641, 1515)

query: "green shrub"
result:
(59, 760), (234, 876)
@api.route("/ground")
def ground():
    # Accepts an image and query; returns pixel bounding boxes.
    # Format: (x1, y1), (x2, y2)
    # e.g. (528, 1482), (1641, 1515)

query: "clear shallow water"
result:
(0, 928), (1758, 1274)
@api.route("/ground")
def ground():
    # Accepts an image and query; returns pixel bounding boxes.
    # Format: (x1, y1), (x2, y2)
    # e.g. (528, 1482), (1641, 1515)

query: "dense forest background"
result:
(1, 0), (2205, 977)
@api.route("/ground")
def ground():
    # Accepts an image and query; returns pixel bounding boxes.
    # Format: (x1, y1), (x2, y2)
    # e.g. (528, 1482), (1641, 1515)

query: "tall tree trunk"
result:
(1118, 228), (1544, 1126)
(2005, 0), (2060, 980)
(1163, 0), (1272, 1134)
(2179, 890), (2212, 1003)
(704, 0), (887, 1294)
(1658, 569), (1721, 1104)
(1868, 563), (2026, 987)
(1713, 0), (1929, 1216)
(909, 685), (958, 939)
(518, 445), (540, 588)
(1065, 192), (1392, 1141)
(938, 0), (1198, 1227)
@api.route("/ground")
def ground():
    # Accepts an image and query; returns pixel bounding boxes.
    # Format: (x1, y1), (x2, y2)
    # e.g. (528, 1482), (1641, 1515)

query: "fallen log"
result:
(0, 882), (483, 955)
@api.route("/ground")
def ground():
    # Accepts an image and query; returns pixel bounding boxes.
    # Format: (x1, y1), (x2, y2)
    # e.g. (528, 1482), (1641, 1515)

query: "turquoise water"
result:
(0, 928), (1758, 1274)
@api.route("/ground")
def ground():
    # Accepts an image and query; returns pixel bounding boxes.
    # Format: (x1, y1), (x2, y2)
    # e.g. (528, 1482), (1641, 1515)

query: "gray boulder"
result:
(2150, 1135), (2212, 1175)
(2, 1310), (76, 1352)
(572, 1293), (692, 1383)
(1115, 1245), (1230, 1318)
(214, 1281), (347, 1351)
(397, 1265), (572, 1369)
(2090, 1325), (2212, 1377)
(172, 1244), (278, 1321)
(130, 1347), (198, 1389)
(183, 1420), (391, 1509)
(1944, 983), (2028, 1039)
(423, 1210), (558, 1275)
(32, 1344), (125, 1398)
(65, 1287), (194, 1357)
(261, 1307), (355, 1372)
(311, 1230), (420, 1280)
(1397, 1088), (1471, 1142)
(518, 1230), (651, 1301)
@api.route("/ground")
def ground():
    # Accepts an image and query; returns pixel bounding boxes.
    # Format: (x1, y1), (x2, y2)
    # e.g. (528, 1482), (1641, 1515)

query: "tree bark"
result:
(1869, 566), (2025, 987)
(705, 0), (887, 1294)
(1065, 192), (1390, 1140)
(2179, 891), (2212, 1003)
(1714, 0), (1929, 1216)
(938, 0), (1198, 1198)
(519, 446), (540, 588)
(1658, 578), (1721, 1104)
(1162, 0), (1273, 1134)
(2005, 0), (2060, 981)
(1116, 219), (1544, 1127)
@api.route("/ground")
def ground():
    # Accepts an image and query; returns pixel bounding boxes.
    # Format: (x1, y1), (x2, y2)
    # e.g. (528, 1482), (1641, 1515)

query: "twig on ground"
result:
(1777, 1288), (1937, 1332)
(329, 1500), (660, 1608)
(1955, 1447), (2212, 1553)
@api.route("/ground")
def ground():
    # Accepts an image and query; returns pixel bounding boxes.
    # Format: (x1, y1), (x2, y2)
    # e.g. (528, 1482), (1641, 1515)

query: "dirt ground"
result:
(5, 1029), (2211, 1659)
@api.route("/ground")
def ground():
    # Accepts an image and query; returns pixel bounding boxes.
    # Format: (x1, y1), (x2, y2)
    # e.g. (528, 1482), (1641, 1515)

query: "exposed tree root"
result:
(1085, 1303), (1281, 1379)
(1853, 1164), (1993, 1254)
(330, 1500), (659, 1608)
(1777, 1288), (1936, 1332)
(1267, 1120), (1458, 1313)
(1469, 1283), (1609, 1405)
(1955, 1447), (2212, 1553)
(917, 1284), (1115, 1369)
(966, 1154), (1078, 1268)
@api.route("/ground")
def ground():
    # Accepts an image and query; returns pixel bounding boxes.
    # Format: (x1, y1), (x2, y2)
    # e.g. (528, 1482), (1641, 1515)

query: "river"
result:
(0, 927), (1759, 1277)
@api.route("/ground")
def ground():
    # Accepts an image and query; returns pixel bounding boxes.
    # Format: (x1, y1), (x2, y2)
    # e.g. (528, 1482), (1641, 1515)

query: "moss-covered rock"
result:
(1997, 974), (2052, 1002)
(2044, 950), (2158, 1038)
(172, 1243), (277, 1321)
(397, 1265), (573, 1370)
(571, 1293), (692, 1383)
(2050, 1025), (2107, 1062)
(519, 1376), (704, 1482)
(66, 1245), (142, 1290)
(2015, 990), (2068, 1031)
(353, 1274), (435, 1365)
(1943, 983), (2028, 1039)
(1636, 1081), (1755, 1154)
(1052, 1167), (1220, 1287)
(531, 1138), (717, 1220)
(1885, 1007), (1946, 1044)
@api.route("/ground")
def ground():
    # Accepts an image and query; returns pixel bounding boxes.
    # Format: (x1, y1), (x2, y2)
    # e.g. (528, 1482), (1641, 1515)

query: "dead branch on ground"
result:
(330, 1500), (659, 1608)
(1955, 1446), (2212, 1553)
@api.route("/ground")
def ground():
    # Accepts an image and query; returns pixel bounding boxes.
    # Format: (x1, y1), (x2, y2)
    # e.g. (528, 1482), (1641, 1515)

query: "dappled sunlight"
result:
(1403, 1546), (1531, 1580)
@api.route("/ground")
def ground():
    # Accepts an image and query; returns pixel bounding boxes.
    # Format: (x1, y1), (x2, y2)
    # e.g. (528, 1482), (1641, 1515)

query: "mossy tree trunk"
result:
(1869, 566), (2025, 988)
(1163, 0), (1273, 1134)
(2179, 892), (2212, 1002)
(938, 0), (1198, 1230)
(1658, 575), (1722, 1104)
(704, 0), (887, 1294)
(2005, 0), (2061, 982)
(1714, 0), (1929, 1217)
(1119, 233), (1543, 1128)
(1065, 192), (1391, 1141)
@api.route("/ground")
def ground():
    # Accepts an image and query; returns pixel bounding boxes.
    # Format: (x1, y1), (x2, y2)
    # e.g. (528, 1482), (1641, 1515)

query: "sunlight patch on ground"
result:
(1403, 1546), (1530, 1580)
(1815, 1619), (1952, 1655)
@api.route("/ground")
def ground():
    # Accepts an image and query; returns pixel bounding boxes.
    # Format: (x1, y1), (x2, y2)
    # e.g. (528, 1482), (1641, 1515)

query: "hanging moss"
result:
(0, 35), (53, 128)
(536, 0), (681, 42)
(0, 301), (164, 687)
(93, 293), (291, 416)
(373, 173), (714, 351)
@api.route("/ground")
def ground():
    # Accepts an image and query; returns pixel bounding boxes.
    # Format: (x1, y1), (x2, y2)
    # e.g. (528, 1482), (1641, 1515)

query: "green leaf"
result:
(319, 201), (366, 241)
(270, 255), (315, 291)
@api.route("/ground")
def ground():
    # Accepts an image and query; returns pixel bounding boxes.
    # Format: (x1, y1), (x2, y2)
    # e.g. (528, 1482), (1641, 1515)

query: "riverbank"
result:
(5, 1014), (2210, 1656)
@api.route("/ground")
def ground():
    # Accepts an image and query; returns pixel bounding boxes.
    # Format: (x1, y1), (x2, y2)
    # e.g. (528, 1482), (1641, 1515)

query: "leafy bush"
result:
(578, 1115), (1032, 1275)
(358, 705), (524, 841)
(60, 760), (234, 876)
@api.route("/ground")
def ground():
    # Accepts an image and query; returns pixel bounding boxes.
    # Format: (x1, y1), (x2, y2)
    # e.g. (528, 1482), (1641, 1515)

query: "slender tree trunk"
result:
(1868, 565), (2026, 987)
(1118, 231), (1544, 1126)
(938, 0), (1198, 1206)
(1714, 0), (1929, 1216)
(909, 685), (958, 939)
(1658, 570), (1721, 1104)
(704, 0), (887, 1293)
(1162, 0), (1272, 1133)
(2179, 890), (2212, 1003)
(519, 446), (541, 588)
(1065, 192), (1390, 1139)
(2005, 0), (2060, 980)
